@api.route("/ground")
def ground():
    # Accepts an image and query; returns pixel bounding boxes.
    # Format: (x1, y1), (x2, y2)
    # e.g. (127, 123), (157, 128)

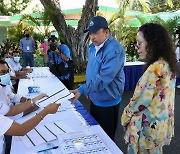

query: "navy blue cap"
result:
(84, 16), (108, 33)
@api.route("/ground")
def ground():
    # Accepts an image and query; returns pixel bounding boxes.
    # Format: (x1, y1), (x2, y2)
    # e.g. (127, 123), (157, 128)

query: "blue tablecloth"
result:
(124, 62), (180, 91)
(124, 64), (143, 91)
(74, 100), (98, 126)
(176, 62), (180, 86)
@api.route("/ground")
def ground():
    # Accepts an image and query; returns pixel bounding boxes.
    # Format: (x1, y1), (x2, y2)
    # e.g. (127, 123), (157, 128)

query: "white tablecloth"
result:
(10, 67), (123, 154)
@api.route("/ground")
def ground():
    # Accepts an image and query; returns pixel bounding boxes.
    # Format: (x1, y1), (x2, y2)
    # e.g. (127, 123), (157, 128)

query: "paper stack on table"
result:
(27, 67), (53, 78)
(20, 121), (74, 148)
(36, 89), (74, 108)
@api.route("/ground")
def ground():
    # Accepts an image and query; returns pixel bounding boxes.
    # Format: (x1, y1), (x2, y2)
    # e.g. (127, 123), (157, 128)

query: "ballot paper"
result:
(58, 129), (112, 154)
(20, 121), (74, 148)
(26, 67), (53, 78)
(35, 89), (74, 108)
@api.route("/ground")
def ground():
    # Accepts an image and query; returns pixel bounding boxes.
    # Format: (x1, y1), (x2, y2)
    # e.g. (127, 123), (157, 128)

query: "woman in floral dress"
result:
(121, 23), (178, 154)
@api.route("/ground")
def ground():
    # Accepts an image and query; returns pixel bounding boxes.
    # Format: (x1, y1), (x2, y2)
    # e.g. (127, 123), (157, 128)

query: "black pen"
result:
(37, 146), (58, 153)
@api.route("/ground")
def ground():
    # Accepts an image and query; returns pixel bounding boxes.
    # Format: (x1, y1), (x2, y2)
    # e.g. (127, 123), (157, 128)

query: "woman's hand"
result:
(44, 103), (61, 114)
(32, 93), (48, 103)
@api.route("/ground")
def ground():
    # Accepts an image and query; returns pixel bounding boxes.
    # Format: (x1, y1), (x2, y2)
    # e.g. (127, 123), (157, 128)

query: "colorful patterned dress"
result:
(121, 59), (175, 153)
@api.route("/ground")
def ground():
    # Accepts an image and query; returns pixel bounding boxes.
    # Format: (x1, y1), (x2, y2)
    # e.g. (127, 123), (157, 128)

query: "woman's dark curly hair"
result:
(138, 23), (178, 78)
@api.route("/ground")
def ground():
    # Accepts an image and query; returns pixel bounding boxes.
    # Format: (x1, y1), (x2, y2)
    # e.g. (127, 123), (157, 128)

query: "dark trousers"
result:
(90, 102), (120, 140)
(5, 135), (12, 154)
(60, 72), (74, 90)
(22, 52), (34, 67)
(12, 79), (19, 93)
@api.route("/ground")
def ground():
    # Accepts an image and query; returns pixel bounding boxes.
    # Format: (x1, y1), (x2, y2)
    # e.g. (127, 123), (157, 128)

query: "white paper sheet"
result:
(35, 125), (57, 141)
(27, 67), (53, 78)
(36, 90), (74, 108)
(20, 129), (45, 147)
(45, 123), (66, 136)
(20, 121), (74, 148)
(54, 121), (74, 133)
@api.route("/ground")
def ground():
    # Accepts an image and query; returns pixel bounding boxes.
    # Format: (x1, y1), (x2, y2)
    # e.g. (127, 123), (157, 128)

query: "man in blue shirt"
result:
(19, 30), (35, 67)
(71, 16), (125, 140)
(48, 37), (74, 90)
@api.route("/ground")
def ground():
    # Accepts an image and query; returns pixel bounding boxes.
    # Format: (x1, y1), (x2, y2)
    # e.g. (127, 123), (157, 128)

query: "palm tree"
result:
(110, 0), (178, 61)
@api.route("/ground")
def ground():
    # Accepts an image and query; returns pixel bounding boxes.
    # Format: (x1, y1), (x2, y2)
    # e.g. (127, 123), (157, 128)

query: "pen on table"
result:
(37, 146), (58, 153)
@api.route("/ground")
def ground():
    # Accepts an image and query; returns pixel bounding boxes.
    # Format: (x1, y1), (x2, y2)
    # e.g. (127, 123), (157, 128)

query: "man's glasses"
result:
(0, 69), (9, 75)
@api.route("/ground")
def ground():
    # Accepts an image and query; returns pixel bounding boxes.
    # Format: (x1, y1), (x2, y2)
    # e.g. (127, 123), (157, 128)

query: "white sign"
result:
(0, 16), (10, 21)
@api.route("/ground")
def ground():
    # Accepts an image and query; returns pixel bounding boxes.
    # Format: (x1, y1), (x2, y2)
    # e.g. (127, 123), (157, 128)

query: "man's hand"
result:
(70, 89), (81, 104)
(16, 71), (27, 78)
(54, 48), (60, 54)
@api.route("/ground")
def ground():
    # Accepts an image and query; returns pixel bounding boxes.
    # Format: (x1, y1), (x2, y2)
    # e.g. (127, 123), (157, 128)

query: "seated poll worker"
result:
(10, 50), (33, 93)
(0, 103), (60, 154)
(0, 51), (30, 78)
(0, 51), (27, 93)
(11, 50), (32, 73)
(0, 59), (47, 118)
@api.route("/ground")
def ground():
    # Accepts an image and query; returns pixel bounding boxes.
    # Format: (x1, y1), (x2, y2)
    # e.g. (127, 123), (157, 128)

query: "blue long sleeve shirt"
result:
(78, 35), (125, 107)
(48, 44), (72, 80)
(19, 37), (35, 53)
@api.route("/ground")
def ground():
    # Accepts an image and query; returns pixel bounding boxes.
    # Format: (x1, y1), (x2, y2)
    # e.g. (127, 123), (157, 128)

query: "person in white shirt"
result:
(0, 59), (46, 118)
(0, 103), (60, 154)
(0, 51), (30, 93)
(11, 51), (22, 72)
(0, 114), (13, 154)
(0, 59), (53, 153)
(11, 50), (32, 73)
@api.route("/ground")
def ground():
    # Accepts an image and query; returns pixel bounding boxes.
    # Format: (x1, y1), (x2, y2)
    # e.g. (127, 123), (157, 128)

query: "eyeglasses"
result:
(0, 69), (9, 75)
(135, 42), (145, 49)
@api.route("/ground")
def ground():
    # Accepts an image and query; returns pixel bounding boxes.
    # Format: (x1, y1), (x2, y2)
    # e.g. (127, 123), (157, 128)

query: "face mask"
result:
(44, 38), (48, 42)
(0, 73), (10, 86)
(25, 34), (29, 38)
(13, 56), (20, 63)
(5, 58), (12, 64)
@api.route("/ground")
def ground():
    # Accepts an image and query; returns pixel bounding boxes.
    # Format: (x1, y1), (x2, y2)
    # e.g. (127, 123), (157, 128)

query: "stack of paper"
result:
(36, 89), (74, 108)
(20, 121), (74, 148)
(27, 67), (53, 78)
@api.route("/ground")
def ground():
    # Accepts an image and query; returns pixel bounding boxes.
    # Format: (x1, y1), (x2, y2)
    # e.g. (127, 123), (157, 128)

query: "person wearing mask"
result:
(0, 59), (49, 153)
(19, 30), (35, 67)
(1, 51), (27, 93)
(41, 35), (49, 67)
(0, 103), (60, 154)
(11, 50), (32, 73)
(71, 16), (125, 140)
(0, 59), (47, 118)
(10, 50), (33, 92)
(48, 37), (74, 90)
(121, 23), (178, 153)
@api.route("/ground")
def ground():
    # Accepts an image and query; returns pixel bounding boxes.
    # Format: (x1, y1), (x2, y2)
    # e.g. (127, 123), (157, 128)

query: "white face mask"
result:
(13, 56), (20, 63)
(0, 73), (10, 86)
(44, 38), (48, 42)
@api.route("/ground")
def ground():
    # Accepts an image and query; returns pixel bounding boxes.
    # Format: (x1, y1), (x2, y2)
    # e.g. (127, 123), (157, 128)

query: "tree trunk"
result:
(40, 0), (98, 66)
